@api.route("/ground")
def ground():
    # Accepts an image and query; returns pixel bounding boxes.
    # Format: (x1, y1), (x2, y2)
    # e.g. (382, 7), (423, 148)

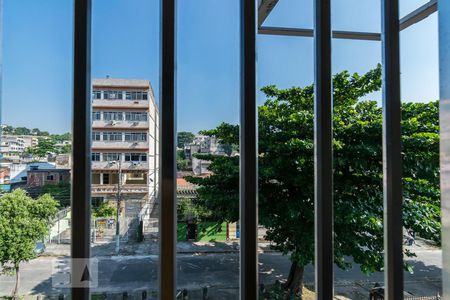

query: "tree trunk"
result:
(12, 265), (19, 299)
(284, 262), (304, 298)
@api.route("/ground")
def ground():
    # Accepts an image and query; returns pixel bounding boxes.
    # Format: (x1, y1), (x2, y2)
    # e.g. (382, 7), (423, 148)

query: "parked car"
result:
(34, 241), (46, 256)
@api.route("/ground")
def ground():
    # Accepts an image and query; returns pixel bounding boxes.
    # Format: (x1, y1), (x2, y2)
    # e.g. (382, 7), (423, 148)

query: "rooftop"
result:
(92, 78), (150, 89)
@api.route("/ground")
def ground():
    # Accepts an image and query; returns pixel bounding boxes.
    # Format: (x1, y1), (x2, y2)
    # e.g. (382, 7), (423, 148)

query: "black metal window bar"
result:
(70, 0), (445, 299)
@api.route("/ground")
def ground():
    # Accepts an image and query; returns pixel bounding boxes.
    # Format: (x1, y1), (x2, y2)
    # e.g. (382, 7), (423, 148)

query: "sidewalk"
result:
(43, 240), (275, 257)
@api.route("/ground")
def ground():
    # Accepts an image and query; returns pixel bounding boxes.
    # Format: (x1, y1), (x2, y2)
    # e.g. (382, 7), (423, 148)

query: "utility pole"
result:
(115, 159), (122, 253)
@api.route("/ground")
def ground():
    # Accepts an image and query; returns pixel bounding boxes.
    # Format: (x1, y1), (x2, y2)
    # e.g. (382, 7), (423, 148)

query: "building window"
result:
(92, 152), (101, 161)
(46, 175), (54, 181)
(92, 132), (101, 141)
(125, 91), (148, 100)
(124, 132), (147, 142)
(103, 173), (110, 184)
(125, 153), (147, 162)
(103, 132), (122, 141)
(103, 90), (123, 100)
(127, 172), (144, 180)
(93, 111), (101, 121)
(125, 112), (148, 121)
(92, 90), (102, 99)
(103, 112), (123, 121)
(103, 153), (121, 162)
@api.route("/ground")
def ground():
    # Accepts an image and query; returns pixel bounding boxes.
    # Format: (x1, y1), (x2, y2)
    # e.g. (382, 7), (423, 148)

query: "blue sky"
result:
(1, 0), (439, 134)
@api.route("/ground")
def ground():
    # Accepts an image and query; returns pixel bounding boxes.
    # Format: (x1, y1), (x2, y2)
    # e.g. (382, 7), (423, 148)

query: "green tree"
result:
(93, 202), (116, 218)
(59, 144), (72, 154)
(0, 189), (58, 298)
(186, 65), (440, 295)
(51, 132), (72, 142)
(25, 137), (57, 158)
(177, 150), (190, 171)
(177, 131), (195, 149)
(14, 127), (31, 136)
(2, 125), (13, 134)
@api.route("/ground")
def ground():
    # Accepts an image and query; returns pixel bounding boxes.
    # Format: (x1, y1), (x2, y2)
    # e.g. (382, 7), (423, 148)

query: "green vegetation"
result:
(0, 189), (58, 298)
(177, 222), (227, 242)
(41, 182), (71, 207)
(177, 131), (195, 148)
(1, 125), (71, 141)
(186, 65), (440, 295)
(25, 137), (57, 158)
(2, 125), (49, 136)
(177, 198), (212, 221)
(93, 202), (116, 218)
(177, 150), (190, 171)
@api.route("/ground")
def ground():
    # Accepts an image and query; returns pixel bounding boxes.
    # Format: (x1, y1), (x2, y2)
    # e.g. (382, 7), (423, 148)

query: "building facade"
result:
(0, 134), (38, 161)
(91, 78), (159, 237)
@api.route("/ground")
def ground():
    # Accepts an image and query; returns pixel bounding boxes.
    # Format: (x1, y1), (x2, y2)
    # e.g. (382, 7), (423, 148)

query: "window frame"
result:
(70, 0), (444, 298)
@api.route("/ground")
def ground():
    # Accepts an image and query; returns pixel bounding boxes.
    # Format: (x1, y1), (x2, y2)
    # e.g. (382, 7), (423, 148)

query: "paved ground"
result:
(0, 239), (442, 299)
(0, 246), (442, 299)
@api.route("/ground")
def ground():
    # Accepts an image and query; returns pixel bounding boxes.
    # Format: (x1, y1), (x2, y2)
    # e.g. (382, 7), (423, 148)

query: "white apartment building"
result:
(91, 78), (159, 229)
(0, 135), (38, 161)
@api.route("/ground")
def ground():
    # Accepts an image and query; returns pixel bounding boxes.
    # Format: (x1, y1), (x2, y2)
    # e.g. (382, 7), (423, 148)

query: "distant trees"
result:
(1, 125), (71, 142)
(25, 137), (57, 158)
(2, 126), (50, 136)
(177, 131), (195, 149)
(177, 150), (190, 171)
(0, 189), (58, 298)
(25, 135), (72, 158)
(50, 132), (72, 142)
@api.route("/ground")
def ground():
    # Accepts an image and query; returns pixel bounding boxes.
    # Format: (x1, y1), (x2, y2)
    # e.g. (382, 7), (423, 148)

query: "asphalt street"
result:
(0, 250), (442, 299)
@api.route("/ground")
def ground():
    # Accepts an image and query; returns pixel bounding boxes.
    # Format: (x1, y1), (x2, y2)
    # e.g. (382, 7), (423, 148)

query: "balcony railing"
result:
(92, 120), (149, 130)
(92, 161), (150, 171)
(92, 140), (149, 150)
(92, 99), (149, 109)
(91, 184), (148, 194)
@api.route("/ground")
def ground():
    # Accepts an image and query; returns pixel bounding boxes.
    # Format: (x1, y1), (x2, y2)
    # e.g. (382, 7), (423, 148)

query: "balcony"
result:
(92, 99), (149, 109)
(91, 184), (148, 194)
(92, 161), (150, 171)
(92, 140), (149, 150)
(92, 120), (149, 130)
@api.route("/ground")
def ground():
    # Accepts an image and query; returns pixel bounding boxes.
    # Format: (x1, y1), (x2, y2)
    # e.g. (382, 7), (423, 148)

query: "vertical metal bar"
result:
(381, 0), (403, 298)
(240, 0), (258, 299)
(71, 0), (91, 299)
(438, 0), (450, 298)
(314, 0), (333, 298)
(159, 0), (176, 298)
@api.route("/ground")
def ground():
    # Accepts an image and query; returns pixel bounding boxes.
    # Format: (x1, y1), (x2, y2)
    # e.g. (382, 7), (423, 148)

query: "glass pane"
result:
(332, 39), (384, 299)
(0, 0), (74, 298)
(176, 0), (240, 297)
(89, 0), (160, 298)
(257, 27), (316, 299)
(400, 10), (442, 298)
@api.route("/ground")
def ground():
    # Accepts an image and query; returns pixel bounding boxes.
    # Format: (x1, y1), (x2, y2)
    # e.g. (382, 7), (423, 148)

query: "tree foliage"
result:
(25, 137), (57, 158)
(186, 65), (440, 293)
(177, 150), (190, 171)
(92, 202), (116, 218)
(0, 189), (58, 297)
(1, 125), (51, 136)
(177, 131), (195, 149)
